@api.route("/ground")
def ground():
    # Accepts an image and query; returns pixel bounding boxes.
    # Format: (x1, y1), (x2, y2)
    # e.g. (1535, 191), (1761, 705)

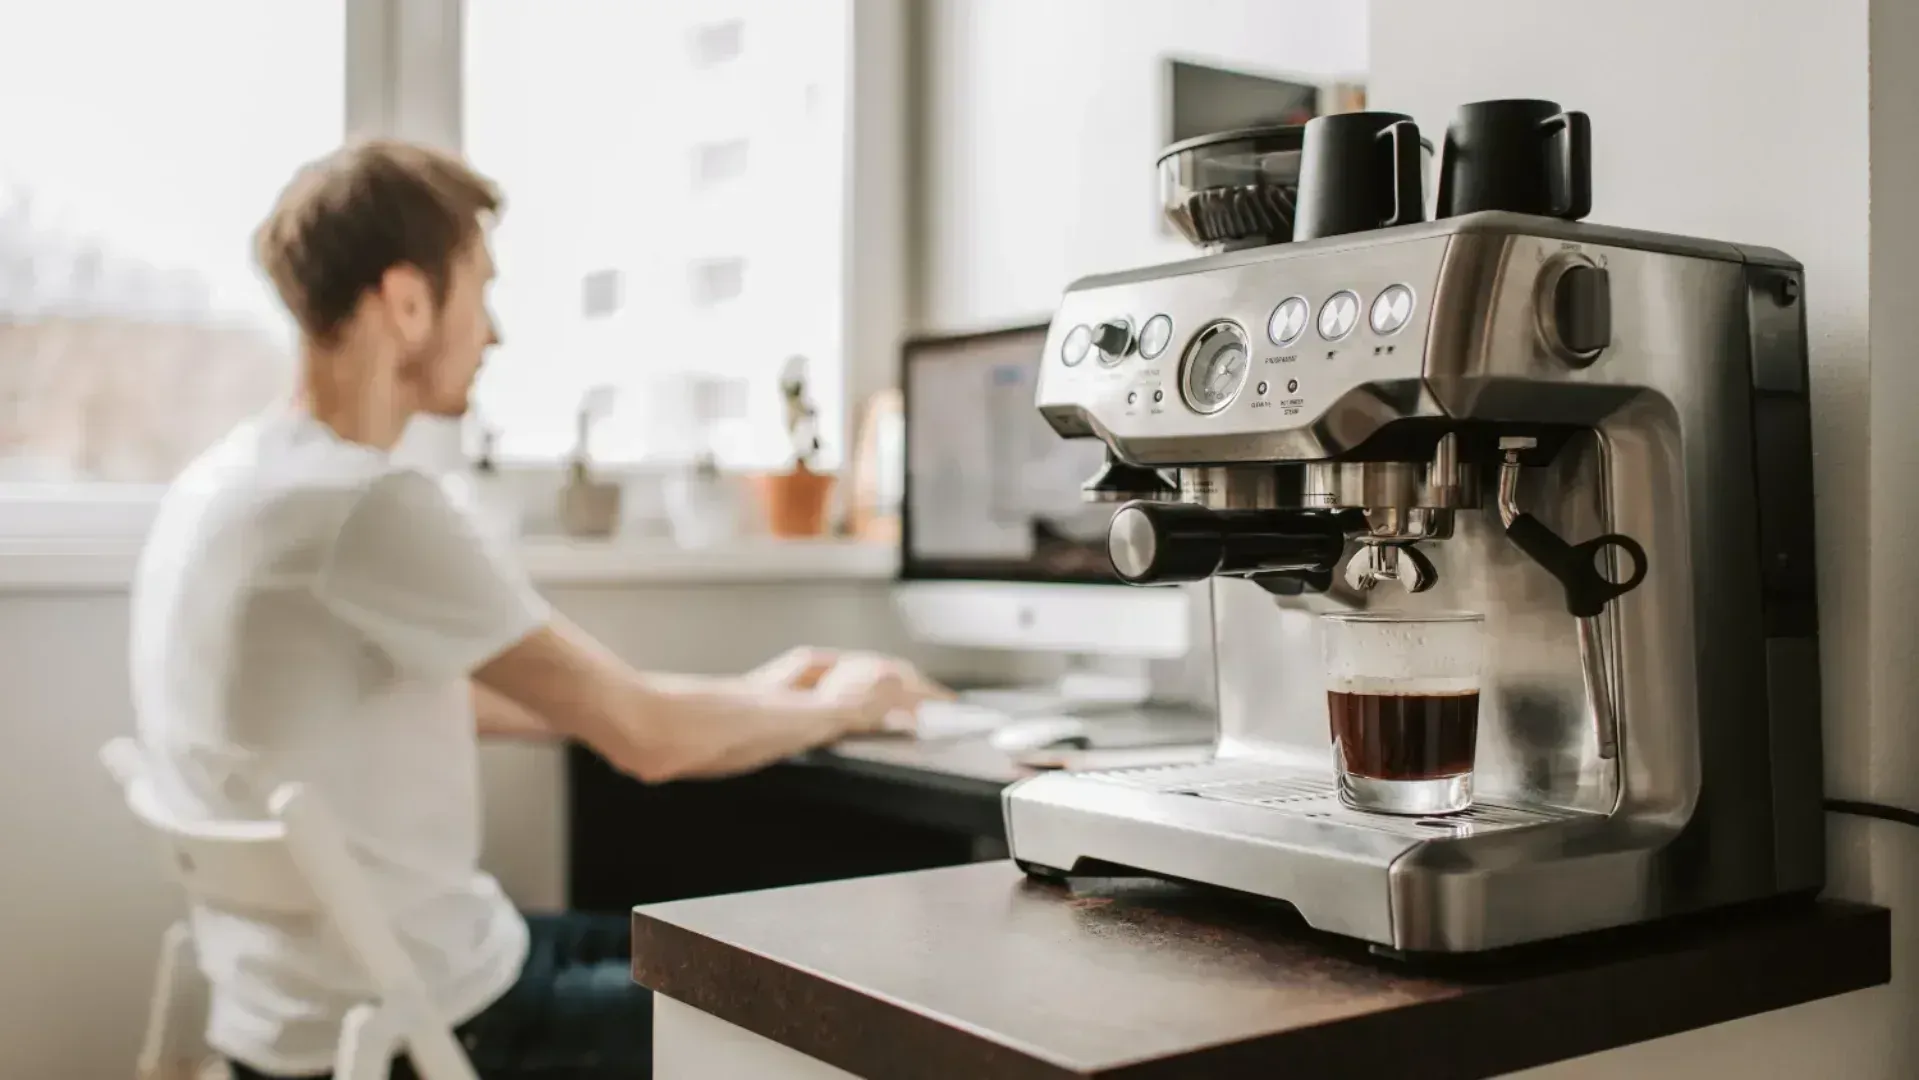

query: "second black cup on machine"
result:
(1436, 98), (1592, 221)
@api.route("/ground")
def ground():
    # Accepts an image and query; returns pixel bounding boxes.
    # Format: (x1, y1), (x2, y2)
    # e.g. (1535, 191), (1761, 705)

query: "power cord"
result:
(1825, 799), (1919, 830)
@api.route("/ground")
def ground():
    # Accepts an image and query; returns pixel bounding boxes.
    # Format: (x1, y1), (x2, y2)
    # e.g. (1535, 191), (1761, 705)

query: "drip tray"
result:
(1079, 759), (1588, 840)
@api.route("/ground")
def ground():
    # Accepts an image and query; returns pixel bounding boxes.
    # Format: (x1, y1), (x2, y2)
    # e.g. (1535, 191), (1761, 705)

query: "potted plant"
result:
(749, 355), (835, 537)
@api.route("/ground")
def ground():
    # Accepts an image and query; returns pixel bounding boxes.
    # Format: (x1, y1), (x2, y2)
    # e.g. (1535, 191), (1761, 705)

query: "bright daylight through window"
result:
(463, 0), (849, 471)
(0, 1), (343, 487)
(0, 0), (851, 541)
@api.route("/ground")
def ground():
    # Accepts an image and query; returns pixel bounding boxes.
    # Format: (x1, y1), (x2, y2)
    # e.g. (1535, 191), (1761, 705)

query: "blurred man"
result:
(130, 139), (947, 1080)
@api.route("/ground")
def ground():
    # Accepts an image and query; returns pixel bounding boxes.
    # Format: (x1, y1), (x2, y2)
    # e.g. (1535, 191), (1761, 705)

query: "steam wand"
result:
(1497, 437), (1648, 760)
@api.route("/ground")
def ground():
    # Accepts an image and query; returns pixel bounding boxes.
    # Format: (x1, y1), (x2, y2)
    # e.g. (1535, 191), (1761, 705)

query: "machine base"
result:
(1002, 758), (1691, 952)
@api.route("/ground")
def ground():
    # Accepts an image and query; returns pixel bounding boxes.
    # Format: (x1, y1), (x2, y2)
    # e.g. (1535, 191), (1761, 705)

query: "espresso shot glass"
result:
(1322, 611), (1486, 816)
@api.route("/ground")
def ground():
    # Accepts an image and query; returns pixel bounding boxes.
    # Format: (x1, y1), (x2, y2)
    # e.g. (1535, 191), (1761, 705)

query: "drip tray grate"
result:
(1079, 760), (1588, 839)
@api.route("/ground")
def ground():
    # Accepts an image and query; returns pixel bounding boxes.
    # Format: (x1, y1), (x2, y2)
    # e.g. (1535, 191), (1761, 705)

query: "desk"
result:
(567, 720), (1210, 910)
(634, 861), (1891, 1079)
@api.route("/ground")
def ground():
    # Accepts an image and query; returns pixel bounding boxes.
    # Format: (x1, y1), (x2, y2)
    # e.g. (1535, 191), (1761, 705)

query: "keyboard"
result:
(912, 699), (1023, 740)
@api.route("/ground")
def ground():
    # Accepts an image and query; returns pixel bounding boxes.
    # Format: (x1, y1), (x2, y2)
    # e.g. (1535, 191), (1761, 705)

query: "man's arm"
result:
(474, 617), (937, 784)
(311, 469), (939, 777)
(473, 681), (554, 739)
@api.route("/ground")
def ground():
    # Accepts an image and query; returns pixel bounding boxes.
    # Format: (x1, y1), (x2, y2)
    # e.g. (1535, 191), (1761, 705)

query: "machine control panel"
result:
(1036, 231), (1454, 460)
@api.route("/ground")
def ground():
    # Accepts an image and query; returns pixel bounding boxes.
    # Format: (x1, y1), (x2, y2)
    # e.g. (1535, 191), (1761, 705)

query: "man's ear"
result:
(376, 264), (436, 350)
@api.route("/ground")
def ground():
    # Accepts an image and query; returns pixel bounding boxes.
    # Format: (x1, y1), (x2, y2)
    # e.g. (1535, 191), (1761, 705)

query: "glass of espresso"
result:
(1322, 610), (1485, 816)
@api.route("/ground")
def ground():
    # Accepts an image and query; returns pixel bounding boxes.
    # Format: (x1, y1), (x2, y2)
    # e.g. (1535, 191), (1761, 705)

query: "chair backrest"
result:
(99, 737), (478, 1080)
(100, 737), (316, 918)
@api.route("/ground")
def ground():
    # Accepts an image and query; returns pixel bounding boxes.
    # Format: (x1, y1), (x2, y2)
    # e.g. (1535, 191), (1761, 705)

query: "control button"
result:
(1369, 284), (1415, 335)
(1126, 391), (1138, 405)
(1267, 296), (1310, 346)
(1092, 318), (1133, 365)
(1554, 265), (1612, 355)
(1256, 381), (1269, 396)
(1061, 325), (1091, 366)
(1317, 291), (1360, 340)
(1152, 389), (1164, 403)
(1534, 255), (1612, 366)
(1107, 504), (1165, 583)
(1286, 378), (1299, 394)
(1138, 314), (1173, 359)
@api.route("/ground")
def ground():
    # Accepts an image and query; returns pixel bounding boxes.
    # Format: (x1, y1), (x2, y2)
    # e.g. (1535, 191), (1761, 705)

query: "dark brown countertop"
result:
(632, 861), (1889, 1080)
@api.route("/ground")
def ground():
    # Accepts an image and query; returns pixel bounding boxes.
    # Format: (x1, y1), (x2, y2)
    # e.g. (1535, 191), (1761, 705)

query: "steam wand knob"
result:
(1497, 437), (1647, 761)
(1497, 439), (1647, 618)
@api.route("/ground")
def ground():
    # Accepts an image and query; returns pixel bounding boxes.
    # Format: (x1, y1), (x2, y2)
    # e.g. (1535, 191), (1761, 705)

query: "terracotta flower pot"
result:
(750, 463), (836, 537)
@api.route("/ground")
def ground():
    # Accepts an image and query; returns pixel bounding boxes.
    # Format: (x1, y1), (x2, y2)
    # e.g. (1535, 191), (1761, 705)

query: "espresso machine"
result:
(1001, 101), (1823, 953)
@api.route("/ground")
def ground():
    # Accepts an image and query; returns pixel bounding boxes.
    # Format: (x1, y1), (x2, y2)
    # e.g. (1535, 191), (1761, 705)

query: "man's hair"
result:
(254, 139), (501, 344)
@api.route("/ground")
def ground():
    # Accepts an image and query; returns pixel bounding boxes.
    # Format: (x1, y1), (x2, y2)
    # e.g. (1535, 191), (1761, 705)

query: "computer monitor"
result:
(894, 324), (1190, 665)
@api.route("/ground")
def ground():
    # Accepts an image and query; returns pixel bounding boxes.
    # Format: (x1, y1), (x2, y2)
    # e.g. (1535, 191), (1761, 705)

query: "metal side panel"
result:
(1388, 830), (1664, 952)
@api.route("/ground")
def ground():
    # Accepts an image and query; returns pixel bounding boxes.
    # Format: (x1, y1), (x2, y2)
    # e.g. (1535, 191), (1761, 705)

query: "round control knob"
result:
(1536, 255), (1612, 366)
(1109, 503), (1219, 583)
(1092, 320), (1133, 363)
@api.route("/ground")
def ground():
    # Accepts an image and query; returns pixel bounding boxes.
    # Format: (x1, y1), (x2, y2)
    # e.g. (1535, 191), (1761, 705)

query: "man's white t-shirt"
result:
(130, 407), (549, 1076)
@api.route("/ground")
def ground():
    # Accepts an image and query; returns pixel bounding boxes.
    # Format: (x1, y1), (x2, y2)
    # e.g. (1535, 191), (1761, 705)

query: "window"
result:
(0, 1), (346, 486)
(462, 0), (850, 470)
(0, 0), (885, 560)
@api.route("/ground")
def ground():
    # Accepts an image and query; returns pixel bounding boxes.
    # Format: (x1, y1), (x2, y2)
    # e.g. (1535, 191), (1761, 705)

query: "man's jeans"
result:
(227, 912), (652, 1080)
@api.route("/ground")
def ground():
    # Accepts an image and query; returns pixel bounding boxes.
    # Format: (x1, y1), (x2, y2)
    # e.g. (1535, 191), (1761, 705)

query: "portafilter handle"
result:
(1106, 500), (1350, 586)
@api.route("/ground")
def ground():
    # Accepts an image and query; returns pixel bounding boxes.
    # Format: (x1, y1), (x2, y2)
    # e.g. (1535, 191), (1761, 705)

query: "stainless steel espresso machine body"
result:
(1001, 114), (1822, 952)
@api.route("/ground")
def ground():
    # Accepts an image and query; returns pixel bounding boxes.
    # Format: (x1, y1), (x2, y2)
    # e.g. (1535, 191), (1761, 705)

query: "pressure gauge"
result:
(1180, 321), (1251, 414)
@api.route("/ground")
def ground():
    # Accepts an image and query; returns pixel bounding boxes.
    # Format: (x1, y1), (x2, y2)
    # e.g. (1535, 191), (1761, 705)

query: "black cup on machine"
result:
(1436, 98), (1592, 220)
(1293, 111), (1428, 241)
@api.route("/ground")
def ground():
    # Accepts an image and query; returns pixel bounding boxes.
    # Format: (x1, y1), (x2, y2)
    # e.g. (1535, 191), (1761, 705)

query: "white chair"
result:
(100, 737), (479, 1080)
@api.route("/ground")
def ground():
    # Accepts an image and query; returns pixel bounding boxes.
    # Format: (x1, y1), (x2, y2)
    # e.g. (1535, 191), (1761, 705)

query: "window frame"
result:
(0, 0), (906, 581)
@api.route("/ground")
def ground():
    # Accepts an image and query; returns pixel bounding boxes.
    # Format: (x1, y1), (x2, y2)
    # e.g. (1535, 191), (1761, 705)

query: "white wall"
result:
(1369, 0), (1913, 1076)
(916, 0), (1368, 332)
(0, 580), (982, 1079)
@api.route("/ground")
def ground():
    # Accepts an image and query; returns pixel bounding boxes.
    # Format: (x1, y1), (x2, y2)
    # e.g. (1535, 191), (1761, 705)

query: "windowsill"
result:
(0, 535), (899, 593)
(519, 535), (899, 586)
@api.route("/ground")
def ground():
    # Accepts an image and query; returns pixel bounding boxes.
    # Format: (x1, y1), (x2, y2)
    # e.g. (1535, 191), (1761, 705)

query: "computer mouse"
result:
(988, 717), (1092, 754)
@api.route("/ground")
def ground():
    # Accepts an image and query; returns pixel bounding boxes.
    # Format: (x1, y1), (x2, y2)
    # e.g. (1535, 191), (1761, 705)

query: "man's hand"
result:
(746, 646), (951, 734)
(798, 650), (952, 735)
